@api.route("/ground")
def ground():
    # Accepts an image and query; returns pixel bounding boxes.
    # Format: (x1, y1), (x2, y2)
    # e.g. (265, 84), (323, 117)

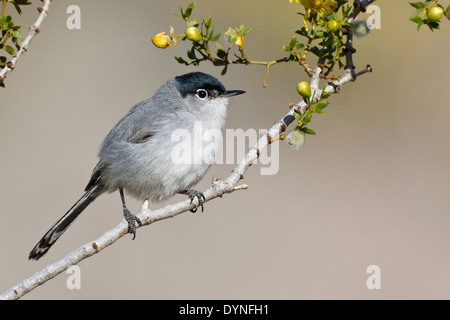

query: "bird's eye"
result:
(196, 89), (209, 100)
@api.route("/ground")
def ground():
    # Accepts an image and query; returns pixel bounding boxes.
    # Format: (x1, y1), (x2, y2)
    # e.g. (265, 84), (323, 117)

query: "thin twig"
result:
(0, 0), (51, 84)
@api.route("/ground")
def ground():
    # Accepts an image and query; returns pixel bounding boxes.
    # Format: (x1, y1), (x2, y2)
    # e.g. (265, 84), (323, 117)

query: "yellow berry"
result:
(297, 81), (311, 99)
(327, 20), (340, 32)
(185, 27), (202, 42)
(427, 6), (444, 23)
(311, 0), (324, 9)
(151, 32), (171, 49)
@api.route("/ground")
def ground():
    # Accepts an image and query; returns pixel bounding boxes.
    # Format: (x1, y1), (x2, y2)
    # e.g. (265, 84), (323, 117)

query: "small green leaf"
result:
(303, 113), (312, 124)
(301, 127), (316, 135)
(5, 45), (15, 56)
(427, 21), (441, 31)
(293, 109), (303, 122)
(204, 15), (212, 28)
(187, 19), (199, 28)
(321, 90), (332, 99)
(221, 63), (228, 75)
(314, 101), (330, 113)
(238, 24), (246, 35)
(184, 2), (196, 19)
(215, 42), (227, 59)
(445, 5), (450, 19)
(310, 46), (321, 57)
(174, 56), (187, 64)
(12, 3), (22, 14)
(409, 2), (425, 9)
(295, 28), (309, 37)
(11, 30), (22, 41)
(410, 8), (424, 25)
(187, 48), (197, 60)
(289, 36), (297, 49)
(210, 32), (221, 42)
(314, 31), (325, 38)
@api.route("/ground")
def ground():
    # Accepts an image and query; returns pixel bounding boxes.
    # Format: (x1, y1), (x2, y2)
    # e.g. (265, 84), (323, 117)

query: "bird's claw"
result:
(123, 207), (142, 239)
(180, 190), (206, 213)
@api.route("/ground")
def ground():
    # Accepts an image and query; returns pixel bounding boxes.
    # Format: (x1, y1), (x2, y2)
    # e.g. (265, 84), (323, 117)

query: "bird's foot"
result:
(123, 206), (142, 239)
(179, 190), (206, 213)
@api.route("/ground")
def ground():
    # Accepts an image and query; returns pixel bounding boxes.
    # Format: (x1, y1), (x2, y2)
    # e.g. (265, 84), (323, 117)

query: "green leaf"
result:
(445, 5), (450, 19)
(295, 28), (309, 37)
(310, 46), (321, 57)
(210, 32), (221, 42)
(314, 101), (330, 113)
(0, 56), (7, 67)
(409, 2), (425, 9)
(221, 63), (228, 76)
(184, 2), (196, 19)
(174, 56), (187, 64)
(410, 8), (424, 26)
(321, 90), (332, 99)
(215, 42), (227, 59)
(238, 24), (246, 35)
(203, 15), (212, 28)
(314, 30), (325, 39)
(5, 45), (15, 56)
(427, 21), (441, 31)
(187, 19), (199, 28)
(11, 30), (22, 41)
(302, 112), (312, 124)
(10, 0), (33, 5)
(293, 109), (303, 122)
(187, 48), (197, 60)
(301, 127), (316, 135)
(12, 3), (22, 14)
(289, 36), (297, 49)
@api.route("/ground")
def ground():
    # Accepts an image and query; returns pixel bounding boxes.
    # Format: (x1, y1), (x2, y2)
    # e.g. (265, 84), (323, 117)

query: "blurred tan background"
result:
(1, 0), (449, 299)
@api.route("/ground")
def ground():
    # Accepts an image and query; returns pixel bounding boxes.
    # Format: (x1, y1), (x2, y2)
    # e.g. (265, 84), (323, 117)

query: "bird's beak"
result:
(223, 90), (246, 97)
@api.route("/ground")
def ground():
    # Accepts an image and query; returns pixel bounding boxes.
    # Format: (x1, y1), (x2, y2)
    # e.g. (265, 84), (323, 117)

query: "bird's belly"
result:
(110, 132), (221, 202)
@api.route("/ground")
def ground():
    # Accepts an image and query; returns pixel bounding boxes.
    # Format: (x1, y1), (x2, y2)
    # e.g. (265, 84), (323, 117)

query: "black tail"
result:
(28, 183), (104, 260)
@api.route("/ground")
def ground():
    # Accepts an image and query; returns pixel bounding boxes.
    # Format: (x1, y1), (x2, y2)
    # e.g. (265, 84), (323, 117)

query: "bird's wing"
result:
(85, 161), (105, 191)
(127, 129), (155, 144)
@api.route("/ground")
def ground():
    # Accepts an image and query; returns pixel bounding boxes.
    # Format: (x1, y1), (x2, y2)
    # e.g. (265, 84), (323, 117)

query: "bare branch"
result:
(343, 0), (378, 77)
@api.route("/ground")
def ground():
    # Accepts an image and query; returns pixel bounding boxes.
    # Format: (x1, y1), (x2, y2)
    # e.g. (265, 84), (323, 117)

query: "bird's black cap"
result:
(175, 72), (245, 98)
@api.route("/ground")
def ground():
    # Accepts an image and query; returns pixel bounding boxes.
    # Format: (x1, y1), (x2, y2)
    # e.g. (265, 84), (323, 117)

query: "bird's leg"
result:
(119, 187), (142, 239)
(179, 190), (206, 213)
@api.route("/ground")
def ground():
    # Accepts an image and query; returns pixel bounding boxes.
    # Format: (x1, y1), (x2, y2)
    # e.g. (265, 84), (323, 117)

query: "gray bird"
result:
(29, 72), (245, 260)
